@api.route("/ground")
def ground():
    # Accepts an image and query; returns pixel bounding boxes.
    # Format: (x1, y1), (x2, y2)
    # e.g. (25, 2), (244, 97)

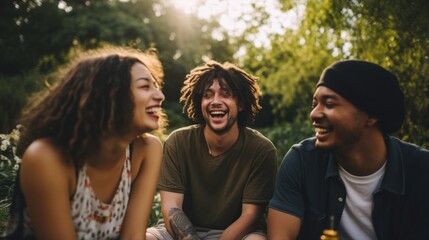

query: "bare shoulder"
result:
(20, 138), (74, 194)
(130, 134), (162, 177)
(21, 138), (71, 169)
(19, 139), (77, 238)
(142, 133), (162, 146)
(133, 133), (162, 154)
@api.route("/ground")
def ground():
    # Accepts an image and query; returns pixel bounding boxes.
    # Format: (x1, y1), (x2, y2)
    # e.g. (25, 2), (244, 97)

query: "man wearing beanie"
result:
(267, 60), (429, 240)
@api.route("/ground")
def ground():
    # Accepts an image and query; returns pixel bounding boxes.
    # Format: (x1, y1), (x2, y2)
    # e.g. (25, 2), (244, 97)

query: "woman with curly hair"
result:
(5, 46), (166, 239)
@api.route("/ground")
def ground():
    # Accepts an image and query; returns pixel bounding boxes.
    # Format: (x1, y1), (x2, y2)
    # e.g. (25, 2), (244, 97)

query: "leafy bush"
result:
(0, 125), (22, 232)
(163, 101), (192, 134)
(258, 120), (313, 164)
(0, 72), (45, 133)
(149, 192), (162, 227)
(0, 126), (21, 201)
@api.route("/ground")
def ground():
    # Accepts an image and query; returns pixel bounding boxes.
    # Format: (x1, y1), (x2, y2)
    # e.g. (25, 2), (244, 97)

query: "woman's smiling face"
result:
(130, 63), (165, 134)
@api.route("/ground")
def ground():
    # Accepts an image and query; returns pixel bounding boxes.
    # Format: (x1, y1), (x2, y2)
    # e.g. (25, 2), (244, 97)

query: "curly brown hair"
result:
(180, 60), (262, 127)
(17, 46), (166, 167)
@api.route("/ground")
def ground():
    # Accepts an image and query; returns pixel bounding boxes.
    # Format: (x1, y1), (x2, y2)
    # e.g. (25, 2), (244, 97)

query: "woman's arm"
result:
(121, 135), (163, 239)
(20, 139), (77, 240)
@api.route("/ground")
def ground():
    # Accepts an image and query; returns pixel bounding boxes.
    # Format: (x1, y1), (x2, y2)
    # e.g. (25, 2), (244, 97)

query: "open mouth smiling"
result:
(210, 110), (226, 118)
(146, 106), (162, 114)
(315, 127), (330, 134)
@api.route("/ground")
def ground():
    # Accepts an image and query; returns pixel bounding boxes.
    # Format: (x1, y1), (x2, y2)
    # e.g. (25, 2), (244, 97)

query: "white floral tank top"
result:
(23, 146), (132, 240)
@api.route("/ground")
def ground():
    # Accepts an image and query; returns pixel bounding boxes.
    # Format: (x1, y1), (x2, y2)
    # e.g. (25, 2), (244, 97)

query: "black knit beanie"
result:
(316, 60), (405, 134)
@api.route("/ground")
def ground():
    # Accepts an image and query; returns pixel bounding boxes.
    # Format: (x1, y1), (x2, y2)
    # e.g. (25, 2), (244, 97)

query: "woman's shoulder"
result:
(129, 134), (162, 179)
(131, 134), (162, 162)
(22, 138), (69, 165)
(134, 133), (162, 148)
(20, 138), (75, 195)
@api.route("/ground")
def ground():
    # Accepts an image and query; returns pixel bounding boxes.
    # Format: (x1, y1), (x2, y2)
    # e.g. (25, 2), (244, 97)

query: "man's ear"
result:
(366, 115), (379, 127)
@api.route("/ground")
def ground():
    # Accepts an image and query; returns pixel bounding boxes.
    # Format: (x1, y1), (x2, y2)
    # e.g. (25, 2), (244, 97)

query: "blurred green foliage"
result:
(0, 126), (22, 232)
(0, 73), (45, 133)
(243, 0), (429, 148)
(259, 119), (314, 163)
(149, 192), (162, 227)
(0, 0), (236, 133)
(2, 0), (427, 147)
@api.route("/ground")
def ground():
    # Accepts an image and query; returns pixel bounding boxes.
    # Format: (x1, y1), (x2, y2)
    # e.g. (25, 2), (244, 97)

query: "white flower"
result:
(0, 143), (7, 151)
(0, 159), (11, 167)
(0, 125), (21, 174)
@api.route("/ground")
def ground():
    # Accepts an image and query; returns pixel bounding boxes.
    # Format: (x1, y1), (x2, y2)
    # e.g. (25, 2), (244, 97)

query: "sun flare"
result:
(168, 0), (302, 48)
(170, 0), (200, 14)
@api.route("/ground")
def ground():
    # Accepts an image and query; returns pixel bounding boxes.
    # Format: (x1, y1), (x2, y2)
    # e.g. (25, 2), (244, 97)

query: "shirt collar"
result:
(379, 135), (405, 195)
(323, 135), (405, 195)
(325, 153), (339, 179)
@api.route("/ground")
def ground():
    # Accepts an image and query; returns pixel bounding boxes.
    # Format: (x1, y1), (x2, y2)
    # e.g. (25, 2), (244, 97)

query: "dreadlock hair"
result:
(17, 46), (165, 168)
(180, 60), (262, 128)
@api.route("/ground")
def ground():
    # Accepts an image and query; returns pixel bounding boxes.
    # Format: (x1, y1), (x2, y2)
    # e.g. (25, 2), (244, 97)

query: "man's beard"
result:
(206, 117), (237, 135)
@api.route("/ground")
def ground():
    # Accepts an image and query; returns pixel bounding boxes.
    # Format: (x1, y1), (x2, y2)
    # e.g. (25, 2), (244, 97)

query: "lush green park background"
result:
(1, 0), (429, 231)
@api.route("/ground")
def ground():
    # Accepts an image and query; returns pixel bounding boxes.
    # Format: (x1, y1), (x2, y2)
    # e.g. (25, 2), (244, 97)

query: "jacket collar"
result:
(323, 135), (405, 195)
(379, 135), (405, 195)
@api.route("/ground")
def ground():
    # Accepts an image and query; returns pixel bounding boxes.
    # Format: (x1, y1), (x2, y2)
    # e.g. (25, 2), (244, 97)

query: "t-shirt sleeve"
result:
(268, 147), (305, 219)
(157, 133), (185, 193)
(242, 141), (278, 204)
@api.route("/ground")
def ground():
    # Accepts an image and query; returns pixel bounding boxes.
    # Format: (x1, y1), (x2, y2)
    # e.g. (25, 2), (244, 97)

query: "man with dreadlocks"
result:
(146, 61), (277, 240)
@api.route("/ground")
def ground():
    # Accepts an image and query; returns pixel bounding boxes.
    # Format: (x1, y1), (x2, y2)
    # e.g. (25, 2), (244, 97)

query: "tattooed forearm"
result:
(168, 208), (201, 240)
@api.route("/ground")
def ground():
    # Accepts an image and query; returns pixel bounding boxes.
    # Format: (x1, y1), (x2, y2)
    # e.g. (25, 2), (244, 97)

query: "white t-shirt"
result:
(338, 161), (386, 240)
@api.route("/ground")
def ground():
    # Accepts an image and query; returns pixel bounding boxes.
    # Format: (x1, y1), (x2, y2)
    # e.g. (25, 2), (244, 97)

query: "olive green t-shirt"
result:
(158, 125), (277, 229)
